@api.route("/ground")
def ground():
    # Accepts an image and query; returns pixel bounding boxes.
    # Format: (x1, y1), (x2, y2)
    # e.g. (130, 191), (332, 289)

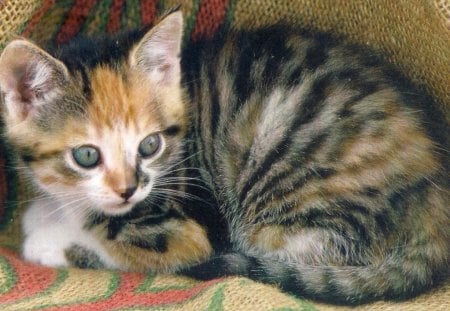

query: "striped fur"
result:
(179, 15), (449, 304)
(1, 11), (448, 304)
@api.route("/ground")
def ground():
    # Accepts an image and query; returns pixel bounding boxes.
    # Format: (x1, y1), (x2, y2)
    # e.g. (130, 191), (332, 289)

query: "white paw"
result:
(21, 200), (121, 269)
(22, 226), (71, 268)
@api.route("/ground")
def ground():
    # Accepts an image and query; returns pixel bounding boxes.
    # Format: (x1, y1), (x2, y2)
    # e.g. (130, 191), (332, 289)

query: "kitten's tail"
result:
(181, 252), (448, 304)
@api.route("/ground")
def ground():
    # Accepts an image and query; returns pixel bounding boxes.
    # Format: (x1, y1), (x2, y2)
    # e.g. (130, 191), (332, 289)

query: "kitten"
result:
(0, 13), (225, 273)
(1, 11), (449, 304)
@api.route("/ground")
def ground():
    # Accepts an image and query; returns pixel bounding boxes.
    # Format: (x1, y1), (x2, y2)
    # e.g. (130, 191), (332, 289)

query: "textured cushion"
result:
(0, 1), (449, 310)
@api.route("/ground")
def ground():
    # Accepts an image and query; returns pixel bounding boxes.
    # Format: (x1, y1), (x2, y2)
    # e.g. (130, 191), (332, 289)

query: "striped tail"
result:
(180, 252), (447, 304)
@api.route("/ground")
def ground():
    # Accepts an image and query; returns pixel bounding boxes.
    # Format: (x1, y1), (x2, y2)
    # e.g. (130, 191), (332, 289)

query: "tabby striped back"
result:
(180, 17), (449, 304)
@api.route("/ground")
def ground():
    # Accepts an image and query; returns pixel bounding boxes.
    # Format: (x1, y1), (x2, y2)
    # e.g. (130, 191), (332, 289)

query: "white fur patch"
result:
(22, 197), (120, 269)
(29, 61), (52, 92)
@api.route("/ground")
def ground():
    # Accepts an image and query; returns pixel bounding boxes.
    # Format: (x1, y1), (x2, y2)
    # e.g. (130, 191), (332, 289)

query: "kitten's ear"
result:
(0, 40), (68, 122)
(130, 11), (183, 85)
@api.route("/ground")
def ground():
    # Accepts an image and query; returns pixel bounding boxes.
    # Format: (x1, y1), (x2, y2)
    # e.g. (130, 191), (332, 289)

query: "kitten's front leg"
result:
(91, 211), (213, 273)
(22, 222), (74, 268)
(22, 198), (74, 267)
(22, 198), (119, 269)
(64, 244), (105, 269)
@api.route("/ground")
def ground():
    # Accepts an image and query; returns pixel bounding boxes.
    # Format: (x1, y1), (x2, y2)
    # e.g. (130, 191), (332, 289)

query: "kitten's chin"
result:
(97, 202), (135, 216)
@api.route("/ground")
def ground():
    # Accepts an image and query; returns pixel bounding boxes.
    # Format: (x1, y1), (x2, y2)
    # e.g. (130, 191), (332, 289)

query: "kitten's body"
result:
(0, 12), (448, 304)
(182, 25), (449, 303)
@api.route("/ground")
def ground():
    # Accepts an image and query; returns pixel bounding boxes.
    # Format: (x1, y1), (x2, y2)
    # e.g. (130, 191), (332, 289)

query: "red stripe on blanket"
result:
(44, 276), (221, 310)
(140, 0), (157, 26)
(191, 0), (230, 40)
(21, 0), (56, 38)
(0, 248), (58, 302)
(106, 0), (124, 33)
(56, 0), (97, 44)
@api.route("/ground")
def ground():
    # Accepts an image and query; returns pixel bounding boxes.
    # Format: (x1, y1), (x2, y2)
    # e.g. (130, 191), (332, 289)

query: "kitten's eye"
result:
(72, 145), (101, 168)
(138, 134), (161, 158)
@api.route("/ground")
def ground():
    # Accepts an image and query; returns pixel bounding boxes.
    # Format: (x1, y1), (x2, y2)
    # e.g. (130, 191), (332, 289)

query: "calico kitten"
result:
(1, 11), (449, 304)
(0, 13), (225, 273)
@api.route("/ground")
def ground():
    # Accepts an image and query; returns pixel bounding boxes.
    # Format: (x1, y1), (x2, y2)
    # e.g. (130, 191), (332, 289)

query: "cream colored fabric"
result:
(229, 0), (450, 119)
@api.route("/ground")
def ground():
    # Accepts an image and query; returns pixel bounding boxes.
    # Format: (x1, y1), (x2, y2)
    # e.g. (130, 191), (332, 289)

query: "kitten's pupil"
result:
(72, 145), (101, 168)
(138, 134), (161, 158)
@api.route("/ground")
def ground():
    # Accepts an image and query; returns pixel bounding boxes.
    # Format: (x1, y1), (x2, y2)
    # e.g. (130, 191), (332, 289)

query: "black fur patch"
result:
(65, 244), (105, 269)
(180, 253), (250, 280)
(130, 233), (168, 252)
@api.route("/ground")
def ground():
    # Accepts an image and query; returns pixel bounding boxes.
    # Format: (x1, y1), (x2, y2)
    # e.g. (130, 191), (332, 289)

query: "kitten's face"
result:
(0, 12), (185, 216)
(40, 66), (184, 216)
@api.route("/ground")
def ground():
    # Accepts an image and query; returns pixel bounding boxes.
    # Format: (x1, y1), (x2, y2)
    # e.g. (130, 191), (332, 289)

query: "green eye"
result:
(72, 145), (101, 168)
(138, 134), (161, 158)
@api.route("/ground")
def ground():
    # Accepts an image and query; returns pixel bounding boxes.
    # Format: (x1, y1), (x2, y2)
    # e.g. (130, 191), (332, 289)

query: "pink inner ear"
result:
(2, 61), (48, 122)
(0, 41), (64, 121)
(16, 66), (36, 103)
(4, 62), (40, 119)
(132, 11), (182, 85)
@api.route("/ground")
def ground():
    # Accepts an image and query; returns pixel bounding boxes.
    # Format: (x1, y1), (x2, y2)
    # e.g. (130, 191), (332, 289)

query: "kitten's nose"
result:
(120, 187), (137, 201)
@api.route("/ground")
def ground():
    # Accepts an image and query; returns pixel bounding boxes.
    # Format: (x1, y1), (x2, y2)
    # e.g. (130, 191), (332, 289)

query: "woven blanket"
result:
(0, 1), (449, 310)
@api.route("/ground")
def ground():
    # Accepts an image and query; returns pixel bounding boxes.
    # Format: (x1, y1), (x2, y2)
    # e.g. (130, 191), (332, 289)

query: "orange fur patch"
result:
(250, 225), (287, 251)
(95, 218), (212, 273)
(89, 66), (162, 131)
(103, 163), (137, 196)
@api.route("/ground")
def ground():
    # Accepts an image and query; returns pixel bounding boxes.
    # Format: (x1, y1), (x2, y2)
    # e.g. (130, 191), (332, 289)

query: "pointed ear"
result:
(130, 11), (183, 85)
(0, 40), (68, 122)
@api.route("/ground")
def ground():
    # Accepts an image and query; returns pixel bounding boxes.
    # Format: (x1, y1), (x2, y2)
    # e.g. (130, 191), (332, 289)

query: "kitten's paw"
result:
(22, 227), (72, 268)
(64, 244), (105, 269)
(23, 238), (68, 267)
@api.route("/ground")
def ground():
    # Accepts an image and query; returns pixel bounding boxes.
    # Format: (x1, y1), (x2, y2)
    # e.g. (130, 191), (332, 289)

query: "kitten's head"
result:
(0, 12), (186, 216)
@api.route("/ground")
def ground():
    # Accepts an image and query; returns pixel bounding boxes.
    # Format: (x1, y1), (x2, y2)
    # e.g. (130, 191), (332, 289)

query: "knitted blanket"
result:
(0, 1), (449, 310)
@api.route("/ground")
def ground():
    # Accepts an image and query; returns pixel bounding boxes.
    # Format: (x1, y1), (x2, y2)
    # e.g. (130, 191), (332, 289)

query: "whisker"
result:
(7, 191), (93, 205)
(45, 196), (91, 220)
(158, 151), (202, 171)
(154, 181), (211, 192)
(151, 188), (212, 206)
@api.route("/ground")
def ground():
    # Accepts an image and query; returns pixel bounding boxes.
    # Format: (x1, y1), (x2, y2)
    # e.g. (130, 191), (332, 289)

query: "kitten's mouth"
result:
(101, 201), (135, 216)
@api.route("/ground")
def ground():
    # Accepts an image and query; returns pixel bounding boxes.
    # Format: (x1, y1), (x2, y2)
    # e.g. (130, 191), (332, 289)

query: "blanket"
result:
(1, 1), (449, 310)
